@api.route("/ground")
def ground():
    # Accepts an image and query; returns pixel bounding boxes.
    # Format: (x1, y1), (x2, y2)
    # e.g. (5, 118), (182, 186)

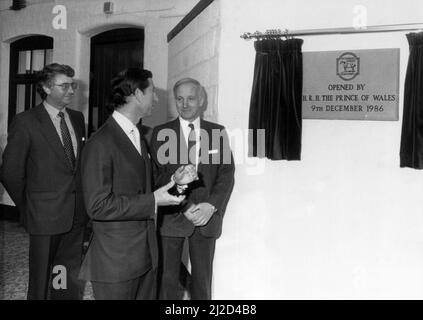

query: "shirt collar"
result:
(179, 116), (200, 130)
(43, 101), (67, 118)
(112, 110), (137, 134)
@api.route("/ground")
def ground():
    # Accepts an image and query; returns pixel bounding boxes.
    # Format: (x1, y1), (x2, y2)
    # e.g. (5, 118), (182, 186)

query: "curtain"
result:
(248, 38), (303, 160)
(400, 32), (423, 169)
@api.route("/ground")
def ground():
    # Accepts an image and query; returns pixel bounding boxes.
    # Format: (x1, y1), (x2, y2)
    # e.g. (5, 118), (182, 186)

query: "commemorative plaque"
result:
(302, 48), (399, 121)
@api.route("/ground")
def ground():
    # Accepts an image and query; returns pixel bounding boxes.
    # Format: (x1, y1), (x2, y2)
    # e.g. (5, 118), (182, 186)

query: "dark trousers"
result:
(159, 228), (216, 300)
(91, 268), (157, 300)
(27, 223), (86, 300)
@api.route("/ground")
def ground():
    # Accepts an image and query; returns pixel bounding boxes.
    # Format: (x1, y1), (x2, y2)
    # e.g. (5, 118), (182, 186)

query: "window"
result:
(8, 35), (53, 124)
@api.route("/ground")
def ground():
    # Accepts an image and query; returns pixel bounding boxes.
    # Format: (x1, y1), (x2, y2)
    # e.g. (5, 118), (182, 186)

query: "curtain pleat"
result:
(248, 38), (303, 160)
(400, 32), (423, 169)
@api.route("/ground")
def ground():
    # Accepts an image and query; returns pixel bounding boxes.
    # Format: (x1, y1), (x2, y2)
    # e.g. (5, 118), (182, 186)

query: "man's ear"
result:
(198, 87), (205, 107)
(134, 87), (145, 101)
(42, 85), (51, 96)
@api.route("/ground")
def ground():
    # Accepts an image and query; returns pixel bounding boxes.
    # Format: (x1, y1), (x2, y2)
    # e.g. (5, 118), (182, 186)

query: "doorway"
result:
(88, 27), (144, 135)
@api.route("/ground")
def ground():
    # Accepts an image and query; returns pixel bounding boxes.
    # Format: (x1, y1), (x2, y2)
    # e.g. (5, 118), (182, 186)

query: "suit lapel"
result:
(198, 119), (210, 174)
(34, 104), (70, 170)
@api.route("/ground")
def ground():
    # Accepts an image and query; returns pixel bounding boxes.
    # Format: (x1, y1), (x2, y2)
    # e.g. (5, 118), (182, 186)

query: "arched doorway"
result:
(88, 27), (144, 135)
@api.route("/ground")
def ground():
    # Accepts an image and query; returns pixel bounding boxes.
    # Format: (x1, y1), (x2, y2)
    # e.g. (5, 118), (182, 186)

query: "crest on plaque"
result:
(336, 52), (360, 81)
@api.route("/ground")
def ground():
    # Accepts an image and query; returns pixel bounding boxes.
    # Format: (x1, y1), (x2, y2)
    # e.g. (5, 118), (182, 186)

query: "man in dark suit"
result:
(79, 68), (197, 300)
(0, 63), (88, 300)
(151, 78), (235, 300)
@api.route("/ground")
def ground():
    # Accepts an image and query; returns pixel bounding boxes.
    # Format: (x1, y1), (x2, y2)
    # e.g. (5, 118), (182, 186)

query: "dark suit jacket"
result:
(0, 103), (87, 235)
(150, 118), (235, 239)
(79, 116), (157, 283)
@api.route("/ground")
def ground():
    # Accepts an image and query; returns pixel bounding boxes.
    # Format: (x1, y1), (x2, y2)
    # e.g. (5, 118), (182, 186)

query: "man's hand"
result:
(183, 203), (197, 222)
(154, 180), (185, 206)
(189, 202), (216, 226)
(173, 165), (198, 185)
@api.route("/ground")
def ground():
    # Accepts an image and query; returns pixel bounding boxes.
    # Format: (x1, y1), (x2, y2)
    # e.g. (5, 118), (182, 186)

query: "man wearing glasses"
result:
(0, 63), (88, 299)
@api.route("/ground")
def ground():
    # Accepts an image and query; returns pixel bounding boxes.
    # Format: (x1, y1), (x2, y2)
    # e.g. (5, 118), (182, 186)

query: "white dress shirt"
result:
(112, 110), (141, 155)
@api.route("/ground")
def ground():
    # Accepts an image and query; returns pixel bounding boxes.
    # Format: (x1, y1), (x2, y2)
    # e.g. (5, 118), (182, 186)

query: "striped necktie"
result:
(58, 111), (76, 170)
(188, 123), (196, 165)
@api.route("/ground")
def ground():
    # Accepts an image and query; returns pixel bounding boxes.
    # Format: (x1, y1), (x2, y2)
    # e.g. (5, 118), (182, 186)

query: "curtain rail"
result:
(240, 23), (423, 40)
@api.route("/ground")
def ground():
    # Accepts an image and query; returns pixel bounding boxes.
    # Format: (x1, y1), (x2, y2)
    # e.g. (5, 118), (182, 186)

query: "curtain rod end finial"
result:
(241, 32), (253, 40)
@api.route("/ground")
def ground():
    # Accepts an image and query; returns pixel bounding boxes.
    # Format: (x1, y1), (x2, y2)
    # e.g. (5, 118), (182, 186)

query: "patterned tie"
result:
(129, 128), (141, 155)
(58, 111), (76, 170)
(188, 123), (196, 165)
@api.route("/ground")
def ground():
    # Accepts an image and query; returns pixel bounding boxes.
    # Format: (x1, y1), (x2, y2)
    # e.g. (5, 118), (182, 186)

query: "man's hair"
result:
(173, 77), (203, 98)
(109, 68), (153, 109)
(36, 63), (75, 100)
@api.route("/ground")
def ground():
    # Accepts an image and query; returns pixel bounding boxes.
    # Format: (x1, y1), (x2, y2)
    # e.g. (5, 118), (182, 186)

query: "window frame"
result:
(8, 35), (53, 125)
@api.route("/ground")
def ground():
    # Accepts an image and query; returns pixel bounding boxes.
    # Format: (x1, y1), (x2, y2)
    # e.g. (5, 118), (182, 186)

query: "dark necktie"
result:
(58, 111), (76, 170)
(188, 123), (196, 165)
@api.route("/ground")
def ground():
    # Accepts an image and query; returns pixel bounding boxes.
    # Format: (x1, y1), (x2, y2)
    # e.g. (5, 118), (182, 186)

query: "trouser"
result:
(158, 228), (216, 300)
(91, 268), (157, 300)
(27, 223), (86, 300)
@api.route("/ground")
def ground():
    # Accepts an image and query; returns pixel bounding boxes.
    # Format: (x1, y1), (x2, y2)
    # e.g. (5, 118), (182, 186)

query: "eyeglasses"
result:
(53, 82), (78, 91)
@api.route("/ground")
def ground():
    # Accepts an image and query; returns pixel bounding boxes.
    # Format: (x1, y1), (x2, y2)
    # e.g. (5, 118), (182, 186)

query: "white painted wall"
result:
(0, 0), (199, 205)
(167, 0), (220, 121)
(213, 0), (423, 299)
